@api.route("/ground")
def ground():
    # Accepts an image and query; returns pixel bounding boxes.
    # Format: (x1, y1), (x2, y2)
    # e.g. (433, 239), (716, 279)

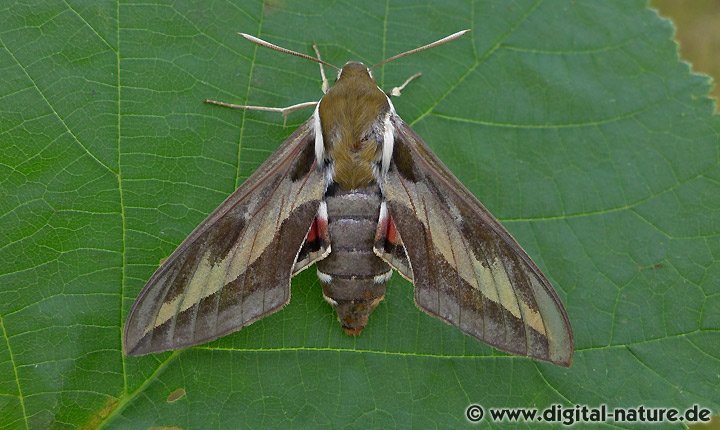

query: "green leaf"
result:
(1, 0), (718, 428)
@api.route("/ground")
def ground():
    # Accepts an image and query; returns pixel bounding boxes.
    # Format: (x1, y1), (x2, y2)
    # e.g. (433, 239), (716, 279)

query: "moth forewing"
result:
(378, 120), (573, 366)
(124, 121), (326, 356)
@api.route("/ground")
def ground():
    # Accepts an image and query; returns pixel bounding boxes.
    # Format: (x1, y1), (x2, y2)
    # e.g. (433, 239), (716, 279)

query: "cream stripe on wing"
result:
(506, 255), (548, 340)
(430, 186), (514, 342)
(150, 172), (316, 334)
(389, 180), (546, 336)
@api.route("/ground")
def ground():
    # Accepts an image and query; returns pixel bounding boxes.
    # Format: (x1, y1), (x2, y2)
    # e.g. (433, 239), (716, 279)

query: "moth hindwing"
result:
(124, 30), (573, 367)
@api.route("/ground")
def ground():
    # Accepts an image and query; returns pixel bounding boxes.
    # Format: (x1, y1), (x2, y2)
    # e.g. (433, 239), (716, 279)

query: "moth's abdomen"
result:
(316, 185), (391, 335)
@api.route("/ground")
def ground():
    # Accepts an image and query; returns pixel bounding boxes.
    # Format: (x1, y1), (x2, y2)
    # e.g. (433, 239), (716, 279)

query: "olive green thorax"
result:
(318, 62), (390, 189)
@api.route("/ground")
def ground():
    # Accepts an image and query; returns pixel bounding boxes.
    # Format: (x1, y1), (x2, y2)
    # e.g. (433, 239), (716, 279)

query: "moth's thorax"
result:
(318, 62), (389, 190)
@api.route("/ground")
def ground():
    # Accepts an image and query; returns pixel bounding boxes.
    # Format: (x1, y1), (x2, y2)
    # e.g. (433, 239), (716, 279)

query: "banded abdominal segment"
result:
(316, 185), (392, 335)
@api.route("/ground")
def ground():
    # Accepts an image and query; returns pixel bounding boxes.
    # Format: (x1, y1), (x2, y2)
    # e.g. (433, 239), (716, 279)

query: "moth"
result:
(124, 30), (574, 366)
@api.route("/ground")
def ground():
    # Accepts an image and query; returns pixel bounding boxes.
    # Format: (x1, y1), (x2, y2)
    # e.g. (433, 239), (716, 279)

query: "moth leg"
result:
(204, 99), (318, 126)
(312, 44), (330, 94)
(386, 72), (422, 97)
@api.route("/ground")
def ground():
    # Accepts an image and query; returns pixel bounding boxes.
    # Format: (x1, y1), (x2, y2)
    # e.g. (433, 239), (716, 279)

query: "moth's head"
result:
(336, 61), (375, 84)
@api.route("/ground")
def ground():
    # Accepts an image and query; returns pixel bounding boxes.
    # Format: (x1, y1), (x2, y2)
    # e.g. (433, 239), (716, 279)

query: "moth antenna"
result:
(372, 29), (471, 69)
(239, 33), (339, 70)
